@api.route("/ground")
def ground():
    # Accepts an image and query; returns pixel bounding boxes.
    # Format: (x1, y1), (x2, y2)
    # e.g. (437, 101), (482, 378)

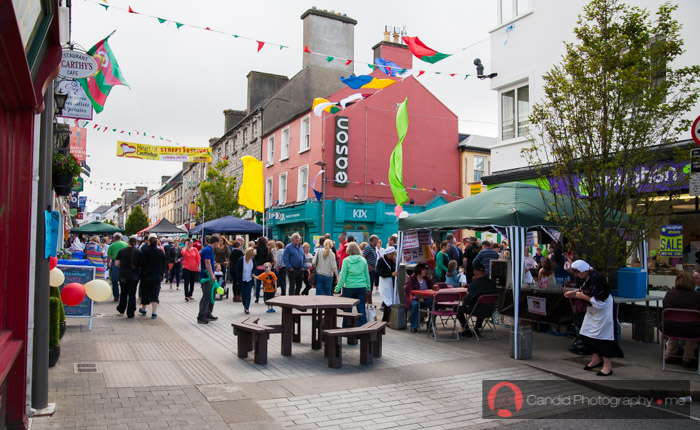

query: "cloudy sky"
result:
(69, 0), (500, 211)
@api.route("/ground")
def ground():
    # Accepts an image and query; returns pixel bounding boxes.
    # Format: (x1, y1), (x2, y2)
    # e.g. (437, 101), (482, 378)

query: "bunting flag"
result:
(256, 41), (265, 52)
(311, 170), (324, 201)
(389, 97), (409, 206)
(239, 156), (264, 213)
(374, 57), (400, 76)
(312, 98), (340, 117)
(340, 75), (397, 90)
(78, 33), (129, 113)
(402, 36), (451, 64)
(339, 93), (370, 108)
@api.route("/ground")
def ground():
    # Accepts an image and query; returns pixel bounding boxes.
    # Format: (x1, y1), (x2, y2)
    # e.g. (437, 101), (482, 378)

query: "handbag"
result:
(366, 304), (377, 321)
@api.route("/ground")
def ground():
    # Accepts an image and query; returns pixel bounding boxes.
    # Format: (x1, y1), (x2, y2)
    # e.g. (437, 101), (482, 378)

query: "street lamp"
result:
(54, 88), (68, 115)
(314, 160), (327, 234)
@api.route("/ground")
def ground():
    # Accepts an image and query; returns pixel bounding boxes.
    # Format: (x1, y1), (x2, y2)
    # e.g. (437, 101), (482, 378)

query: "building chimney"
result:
(223, 109), (247, 134)
(208, 138), (219, 147)
(246, 71), (289, 113)
(372, 28), (413, 70)
(161, 176), (170, 185)
(300, 8), (357, 72)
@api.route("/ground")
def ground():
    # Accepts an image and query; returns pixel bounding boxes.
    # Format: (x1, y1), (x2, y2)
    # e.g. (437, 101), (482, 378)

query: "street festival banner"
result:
(401, 231), (432, 264)
(659, 225), (683, 258)
(69, 126), (87, 162)
(117, 141), (211, 162)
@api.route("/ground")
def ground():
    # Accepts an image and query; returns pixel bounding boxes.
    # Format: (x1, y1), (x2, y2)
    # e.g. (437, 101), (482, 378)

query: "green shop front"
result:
(267, 196), (449, 245)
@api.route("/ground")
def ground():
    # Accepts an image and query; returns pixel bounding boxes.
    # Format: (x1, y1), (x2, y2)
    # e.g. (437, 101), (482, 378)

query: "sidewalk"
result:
(29, 283), (698, 429)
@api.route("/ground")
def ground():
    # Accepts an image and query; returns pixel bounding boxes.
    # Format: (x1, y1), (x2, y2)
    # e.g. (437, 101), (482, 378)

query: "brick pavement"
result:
(30, 283), (581, 429)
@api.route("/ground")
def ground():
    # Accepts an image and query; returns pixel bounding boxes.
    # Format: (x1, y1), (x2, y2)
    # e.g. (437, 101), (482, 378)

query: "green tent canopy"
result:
(70, 221), (124, 235)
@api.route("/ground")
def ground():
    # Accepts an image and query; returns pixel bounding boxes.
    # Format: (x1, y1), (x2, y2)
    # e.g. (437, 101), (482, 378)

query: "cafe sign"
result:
(659, 225), (682, 258)
(334, 116), (349, 187)
(58, 49), (98, 79)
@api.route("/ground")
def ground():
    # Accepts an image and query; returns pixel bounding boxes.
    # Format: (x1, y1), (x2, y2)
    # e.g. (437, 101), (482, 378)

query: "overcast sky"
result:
(70, 0), (499, 212)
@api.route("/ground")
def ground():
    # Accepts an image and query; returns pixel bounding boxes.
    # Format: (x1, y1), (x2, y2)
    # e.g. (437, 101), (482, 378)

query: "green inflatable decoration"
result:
(200, 276), (222, 304)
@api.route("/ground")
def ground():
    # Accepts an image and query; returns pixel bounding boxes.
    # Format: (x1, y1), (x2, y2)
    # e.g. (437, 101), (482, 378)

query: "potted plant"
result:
(51, 286), (66, 339)
(49, 296), (61, 367)
(52, 151), (81, 196)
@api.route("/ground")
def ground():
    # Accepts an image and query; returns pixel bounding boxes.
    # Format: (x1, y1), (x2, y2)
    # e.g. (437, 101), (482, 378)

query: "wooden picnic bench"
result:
(293, 309), (362, 345)
(231, 317), (281, 365)
(323, 321), (388, 369)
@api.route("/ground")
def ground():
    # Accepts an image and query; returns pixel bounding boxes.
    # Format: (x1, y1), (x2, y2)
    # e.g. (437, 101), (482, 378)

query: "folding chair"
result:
(661, 308), (700, 374)
(465, 294), (500, 341)
(428, 290), (462, 341)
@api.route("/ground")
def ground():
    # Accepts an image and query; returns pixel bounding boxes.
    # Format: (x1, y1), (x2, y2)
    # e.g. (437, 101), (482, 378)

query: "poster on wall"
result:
(659, 225), (683, 258)
(56, 80), (93, 120)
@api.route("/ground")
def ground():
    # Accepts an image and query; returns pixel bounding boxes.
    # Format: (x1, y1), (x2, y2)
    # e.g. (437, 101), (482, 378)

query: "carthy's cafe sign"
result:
(58, 49), (98, 79)
(549, 162), (690, 197)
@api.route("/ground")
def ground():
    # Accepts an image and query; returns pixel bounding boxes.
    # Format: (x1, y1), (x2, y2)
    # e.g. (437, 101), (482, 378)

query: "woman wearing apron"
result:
(376, 246), (398, 323)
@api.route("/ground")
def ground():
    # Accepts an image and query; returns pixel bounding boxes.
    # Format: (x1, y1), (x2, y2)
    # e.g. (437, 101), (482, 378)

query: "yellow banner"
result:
(117, 141), (211, 162)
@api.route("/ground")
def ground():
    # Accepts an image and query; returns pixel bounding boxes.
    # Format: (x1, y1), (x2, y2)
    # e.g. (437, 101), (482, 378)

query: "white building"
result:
(102, 205), (120, 225)
(488, 0), (700, 173)
(87, 205), (110, 222)
(148, 190), (160, 224)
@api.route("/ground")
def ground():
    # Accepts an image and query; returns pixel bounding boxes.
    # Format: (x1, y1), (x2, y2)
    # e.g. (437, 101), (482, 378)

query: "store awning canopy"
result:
(189, 215), (268, 236)
(138, 218), (186, 235)
(70, 221), (124, 235)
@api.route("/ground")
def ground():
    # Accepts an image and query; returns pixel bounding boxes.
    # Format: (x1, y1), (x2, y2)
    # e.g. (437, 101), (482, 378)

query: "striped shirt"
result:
(362, 245), (378, 270)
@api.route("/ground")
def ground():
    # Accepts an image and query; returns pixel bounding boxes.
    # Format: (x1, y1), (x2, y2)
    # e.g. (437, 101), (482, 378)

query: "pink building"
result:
(263, 41), (460, 243)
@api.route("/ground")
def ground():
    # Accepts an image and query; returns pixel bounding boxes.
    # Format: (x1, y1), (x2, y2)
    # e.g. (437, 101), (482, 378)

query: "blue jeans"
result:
(254, 268), (264, 301)
(410, 298), (433, 329)
(277, 267), (287, 295)
(111, 263), (120, 299)
(316, 274), (333, 296)
(240, 280), (253, 310)
(342, 287), (367, 326)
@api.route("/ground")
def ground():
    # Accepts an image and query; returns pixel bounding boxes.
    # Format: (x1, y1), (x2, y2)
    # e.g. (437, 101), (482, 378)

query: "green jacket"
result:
(334, 255), (370, 292)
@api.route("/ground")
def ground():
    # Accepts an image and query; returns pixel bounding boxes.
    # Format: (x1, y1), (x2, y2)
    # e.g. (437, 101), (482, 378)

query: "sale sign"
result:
(659, 225), (683, 257)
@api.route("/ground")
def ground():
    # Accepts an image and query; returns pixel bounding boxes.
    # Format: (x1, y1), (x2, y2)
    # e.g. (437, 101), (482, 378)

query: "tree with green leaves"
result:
(104, 219), (115, 226)
(524, 0), (699, 272)
(124, 205), (149, 236)
(196, 159), (243, 222)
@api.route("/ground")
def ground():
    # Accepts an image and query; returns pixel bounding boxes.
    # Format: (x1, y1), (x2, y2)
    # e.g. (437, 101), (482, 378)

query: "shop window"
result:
(279, 172), (287, 204)
(281, 127), (290, 160)
(266, 136), (274, 166)
(501, 84), (529, 140)
(265, 177), (273, 208)
(300, 115), (310, 152)
(297, 165), (309, 202)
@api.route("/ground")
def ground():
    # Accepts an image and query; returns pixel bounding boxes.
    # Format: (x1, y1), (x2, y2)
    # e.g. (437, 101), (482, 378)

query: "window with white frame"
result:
(299, 116), (310, 152)
(501, 84), (529, 140)
(278, 172), (287, 205)
(266, 136), (275, 166)
(297, 165), (308, 202)
(473, 156), (489, 182)
(281, 127), (290, 160)
(500, 0), (529, 23)
(265, 177), (273, 208)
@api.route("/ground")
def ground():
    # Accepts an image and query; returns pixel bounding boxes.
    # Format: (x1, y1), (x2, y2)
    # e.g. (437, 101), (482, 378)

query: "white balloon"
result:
(85, 279), (112, 302)
(49, 268), (65, 287)
(399, 211), (409, 219)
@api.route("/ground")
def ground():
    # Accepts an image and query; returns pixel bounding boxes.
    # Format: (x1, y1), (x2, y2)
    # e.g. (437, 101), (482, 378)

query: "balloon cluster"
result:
(49, 266), (113, 306)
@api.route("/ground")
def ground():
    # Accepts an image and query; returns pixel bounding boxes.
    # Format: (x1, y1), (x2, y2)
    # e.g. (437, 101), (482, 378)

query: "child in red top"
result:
(256, 263), (278, 313)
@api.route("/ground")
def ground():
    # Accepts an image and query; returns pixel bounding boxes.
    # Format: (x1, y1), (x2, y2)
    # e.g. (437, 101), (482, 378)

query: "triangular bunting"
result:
(304, 45), (311, 53)
(128, 6), (136, 13)
(100, 4), (109, 10)
(157, 18), (166, 24)
(175, 22), (184, 29)
(279, 45), (286, 50)
(345, 59), (353, 65)
(257, 41), (264, 52)
(326, 56), (334, 62)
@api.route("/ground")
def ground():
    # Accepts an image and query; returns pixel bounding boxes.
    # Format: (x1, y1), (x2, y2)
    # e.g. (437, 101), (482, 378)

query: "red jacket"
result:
(403, 274), (434, 310)
(181, 247), (201, 272)
(337, 240), (348, 269)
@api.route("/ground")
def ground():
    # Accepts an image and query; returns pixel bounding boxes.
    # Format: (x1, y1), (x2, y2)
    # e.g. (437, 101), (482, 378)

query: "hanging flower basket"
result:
(52, 151), (81, 196)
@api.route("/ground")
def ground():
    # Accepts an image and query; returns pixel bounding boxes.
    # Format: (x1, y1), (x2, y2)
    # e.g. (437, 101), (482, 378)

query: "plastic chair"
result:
(428, 290), (462, 341)
(465, 294), (500, 341)
(661, 308), (700, 374)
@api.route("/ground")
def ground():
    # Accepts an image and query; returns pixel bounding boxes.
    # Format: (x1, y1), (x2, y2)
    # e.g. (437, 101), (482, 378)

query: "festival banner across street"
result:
(116, 141), (211, 162)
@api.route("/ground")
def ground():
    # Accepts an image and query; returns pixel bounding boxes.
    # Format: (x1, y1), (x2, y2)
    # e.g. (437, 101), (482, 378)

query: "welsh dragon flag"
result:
(402, 36), (451, 64)
(78, 34), (129, 113)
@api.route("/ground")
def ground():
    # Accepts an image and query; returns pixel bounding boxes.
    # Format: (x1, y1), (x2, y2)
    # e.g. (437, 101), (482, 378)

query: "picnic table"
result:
(266, 295), (359, 356)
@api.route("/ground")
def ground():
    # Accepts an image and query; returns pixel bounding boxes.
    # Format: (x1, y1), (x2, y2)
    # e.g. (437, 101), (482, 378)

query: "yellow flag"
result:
(239, 156), (264, 213)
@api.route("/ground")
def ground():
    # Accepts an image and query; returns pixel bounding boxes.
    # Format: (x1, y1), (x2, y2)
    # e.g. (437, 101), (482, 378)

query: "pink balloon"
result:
(394, 205), (403, 218)
(49, 256), (58, 270)
(61, 282), (86, 306)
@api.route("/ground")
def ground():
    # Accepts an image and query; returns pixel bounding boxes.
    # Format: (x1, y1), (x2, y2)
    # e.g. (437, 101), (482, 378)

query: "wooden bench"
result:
(337, 310), (362, 345)
(231, 317), (281, 365)
(292, 309), (362, 344)
(323, 321), (387, 369)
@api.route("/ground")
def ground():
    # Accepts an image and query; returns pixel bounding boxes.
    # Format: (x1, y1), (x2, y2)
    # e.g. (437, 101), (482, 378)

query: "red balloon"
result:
(61, 282), (86, 307)
(49, 256), (58, 270)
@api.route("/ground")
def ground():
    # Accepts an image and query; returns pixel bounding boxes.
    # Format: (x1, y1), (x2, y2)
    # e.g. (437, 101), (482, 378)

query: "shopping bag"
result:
(366, 304), (377, 321)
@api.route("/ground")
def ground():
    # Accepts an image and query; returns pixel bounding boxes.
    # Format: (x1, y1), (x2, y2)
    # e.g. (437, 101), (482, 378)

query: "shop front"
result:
(268, 196), (449, 245)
